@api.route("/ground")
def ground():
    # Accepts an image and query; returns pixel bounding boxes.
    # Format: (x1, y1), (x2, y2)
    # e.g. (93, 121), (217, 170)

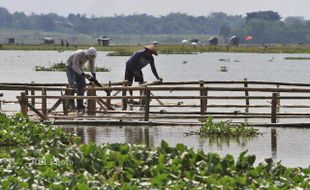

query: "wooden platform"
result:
(1, 79), (310, 127)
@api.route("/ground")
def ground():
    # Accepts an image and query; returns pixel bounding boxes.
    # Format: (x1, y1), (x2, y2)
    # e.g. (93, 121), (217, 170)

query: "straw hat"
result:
(144, 44), (158, 55)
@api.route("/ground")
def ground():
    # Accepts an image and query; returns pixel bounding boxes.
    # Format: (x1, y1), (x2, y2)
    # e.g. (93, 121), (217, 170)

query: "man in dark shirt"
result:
(125, 44), (162, 85)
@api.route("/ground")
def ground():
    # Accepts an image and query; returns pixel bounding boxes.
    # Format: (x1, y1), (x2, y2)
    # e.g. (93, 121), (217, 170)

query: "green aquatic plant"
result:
(4, 43), (310, 54)
(0, 114), (309, 189)
(190, 117), (260, 137)
(0, 113), (80, 146)
(35, 62), (110, 72)
(285, 57), (310, 60)
(107, 48), (134, 56)
(0, 139), (309, 189)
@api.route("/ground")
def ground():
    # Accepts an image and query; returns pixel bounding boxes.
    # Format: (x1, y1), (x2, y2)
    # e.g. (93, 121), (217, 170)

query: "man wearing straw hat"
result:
(125, 43), (162, 86)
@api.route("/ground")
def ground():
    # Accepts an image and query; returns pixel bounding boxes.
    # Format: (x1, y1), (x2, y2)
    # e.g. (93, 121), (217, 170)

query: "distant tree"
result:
(219, 25), (231, 41)
(12, 11), (28, 29)
(0, 7), (12, 27)
(37, 14), (56, 31)
(246, 11), (281, 22)
(284, 16), (305, 27)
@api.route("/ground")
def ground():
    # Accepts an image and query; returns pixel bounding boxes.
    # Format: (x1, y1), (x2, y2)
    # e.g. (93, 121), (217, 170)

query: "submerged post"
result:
(62, 85), (71, 115)
(20, 92), (28, 116)
(244, 78), (249, 112)
(199, 80), (206, 115)
(106, 81), (111, 109)
(271, 93), (278, 123)
(25, 90), (29, 113)
(31, 81), (35, 106)
(276, 85), (280, 113)
(122, 82), (128, 110)
(144, 88), (151, 121)
(41, 88), (47, 117)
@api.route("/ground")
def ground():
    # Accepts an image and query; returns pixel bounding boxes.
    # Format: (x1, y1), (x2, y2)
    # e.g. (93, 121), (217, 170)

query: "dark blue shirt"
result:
(126, 50), (160, 79)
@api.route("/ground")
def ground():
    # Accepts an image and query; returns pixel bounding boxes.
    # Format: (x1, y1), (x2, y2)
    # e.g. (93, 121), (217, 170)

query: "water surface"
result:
(1, 50), (310, 167)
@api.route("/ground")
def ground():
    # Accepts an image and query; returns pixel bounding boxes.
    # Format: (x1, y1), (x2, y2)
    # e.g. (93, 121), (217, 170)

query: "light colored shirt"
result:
(66, 49), (95, 75)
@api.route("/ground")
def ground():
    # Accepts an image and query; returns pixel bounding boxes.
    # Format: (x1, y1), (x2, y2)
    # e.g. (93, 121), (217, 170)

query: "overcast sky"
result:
(1, 0), (309, 19)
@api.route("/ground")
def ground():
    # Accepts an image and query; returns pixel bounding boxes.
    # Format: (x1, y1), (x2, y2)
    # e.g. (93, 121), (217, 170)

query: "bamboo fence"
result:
(1, 79), (310, 126)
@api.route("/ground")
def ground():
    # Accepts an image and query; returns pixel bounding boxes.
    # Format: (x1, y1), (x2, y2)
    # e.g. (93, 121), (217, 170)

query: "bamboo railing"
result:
(1, 79), (310, 125)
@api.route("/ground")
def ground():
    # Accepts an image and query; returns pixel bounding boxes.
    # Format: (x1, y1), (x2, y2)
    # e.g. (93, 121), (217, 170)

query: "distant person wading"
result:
(66, 47), (97, 114)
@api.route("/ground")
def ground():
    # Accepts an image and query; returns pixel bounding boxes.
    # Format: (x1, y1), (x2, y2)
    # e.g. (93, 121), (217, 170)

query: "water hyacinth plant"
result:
(284, 57), (310, 60)
(0, 113), (80, 146)
(0, 113), (309, 189)
(186, 117), (260, 137)
(35, 62), (110, 72)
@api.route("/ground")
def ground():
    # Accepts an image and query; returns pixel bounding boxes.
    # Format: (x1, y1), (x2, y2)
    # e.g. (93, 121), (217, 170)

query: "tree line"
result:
(1, 6), (310, 44)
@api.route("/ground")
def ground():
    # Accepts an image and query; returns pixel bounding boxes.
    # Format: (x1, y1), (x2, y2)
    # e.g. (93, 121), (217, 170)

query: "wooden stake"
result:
(271, 93), (278, 123)
(199, 81), (206, 115)
(144, 88), (150, 121)
(87, 86), (96, 115)
(244, 78), (249, 113)
(41, 88), (47, 117)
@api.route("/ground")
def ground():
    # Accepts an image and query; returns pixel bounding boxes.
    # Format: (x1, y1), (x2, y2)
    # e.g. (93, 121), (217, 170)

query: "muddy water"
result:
(62, 125), (310, 168)
(1, 50), (310, 167)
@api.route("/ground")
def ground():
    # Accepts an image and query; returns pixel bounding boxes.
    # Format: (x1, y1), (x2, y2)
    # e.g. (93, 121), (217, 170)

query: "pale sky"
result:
(0, 0), (309, 19)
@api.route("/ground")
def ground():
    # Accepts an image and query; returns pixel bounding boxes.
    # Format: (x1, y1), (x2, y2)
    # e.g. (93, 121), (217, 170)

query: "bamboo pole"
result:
(276, 85), (280, 113)
(137, 104), (270, 108)
(96, 99), (115, 110)
(41, 88), (47, 117)
(244, 78), (250, 113)
(87, 86), (96, 115)
(4, 84), (310, 93)
(144, 88), (151, 121)
(96, 100), (108, 112)
(16, 93), (47, 120)
(271, 93), (278, 123)
(48, 99), (62, 113)
(106, 81), (111, 109)
(22, 95), (275, 99)
(19, 92), (28, 116)
(25, 90), (29, 113)
(50, 113), (310, 120)
(62, 86), (72, 116)
(199, 81), (206, 115)
(31, 81), (35, 106)
(150, 92), (164, 105)
(3, 80), (310, 87)
(156, 80), (310, 87)
(122, 83), (128, 110)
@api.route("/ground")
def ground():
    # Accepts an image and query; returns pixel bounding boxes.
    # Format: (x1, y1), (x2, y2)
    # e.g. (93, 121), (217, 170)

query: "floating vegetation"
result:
(186, 117), (260, 137)
(0, 113), (79, 146)
(5, 44), (310, 54)
(0, 114), (309, 189)
(219, 58), (230, 62)
(285, 57), (310, 60)
(107, 48), (133, 56)
(35, 62), (110, 72)
(220, 66), (228, 72)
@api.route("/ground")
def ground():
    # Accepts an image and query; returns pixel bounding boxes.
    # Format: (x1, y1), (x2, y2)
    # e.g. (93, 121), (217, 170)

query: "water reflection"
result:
(63, 125), (310, 167)
(271, 128), (277, 160)
(124, 127), (152, 147)
(198, 136), (256, 150)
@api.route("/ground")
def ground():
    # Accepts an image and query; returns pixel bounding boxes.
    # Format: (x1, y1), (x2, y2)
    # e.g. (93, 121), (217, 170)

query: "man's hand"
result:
(83, 73), (92, 80)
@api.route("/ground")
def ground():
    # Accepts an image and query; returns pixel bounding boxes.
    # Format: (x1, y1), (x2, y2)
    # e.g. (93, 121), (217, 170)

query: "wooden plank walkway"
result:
(1, 79), (310, 127)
